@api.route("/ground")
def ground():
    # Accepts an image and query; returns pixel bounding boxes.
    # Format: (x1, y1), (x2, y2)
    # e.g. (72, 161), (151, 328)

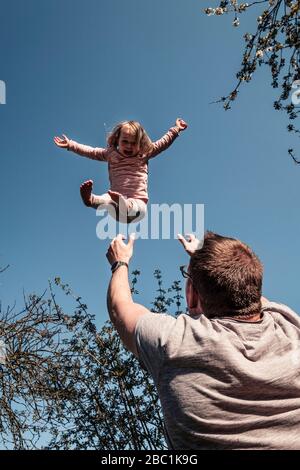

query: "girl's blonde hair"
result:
(107, 121), (153, 154)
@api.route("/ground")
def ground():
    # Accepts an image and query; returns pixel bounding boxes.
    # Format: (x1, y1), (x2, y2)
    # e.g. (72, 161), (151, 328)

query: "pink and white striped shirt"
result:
(67, 126), (180, 202)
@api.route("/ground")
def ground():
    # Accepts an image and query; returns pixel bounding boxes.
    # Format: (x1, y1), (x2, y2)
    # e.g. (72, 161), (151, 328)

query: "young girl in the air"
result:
(54, 118), (187, 222)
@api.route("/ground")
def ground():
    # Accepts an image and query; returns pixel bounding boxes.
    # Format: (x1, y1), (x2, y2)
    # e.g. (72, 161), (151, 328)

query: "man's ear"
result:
(186, 279), (203, 315)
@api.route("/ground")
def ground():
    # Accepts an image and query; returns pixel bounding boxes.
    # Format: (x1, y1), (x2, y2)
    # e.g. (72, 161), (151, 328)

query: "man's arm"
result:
(106, 234), (150, 356)
(107, 266), (150, 356)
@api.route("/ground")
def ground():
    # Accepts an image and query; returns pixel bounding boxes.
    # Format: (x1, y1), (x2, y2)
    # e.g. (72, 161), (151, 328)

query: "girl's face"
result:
(118, 126), (140, 157)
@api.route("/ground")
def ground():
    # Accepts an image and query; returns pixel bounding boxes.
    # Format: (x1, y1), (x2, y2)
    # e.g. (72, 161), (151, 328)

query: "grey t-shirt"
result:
(135, 302), (300, 450)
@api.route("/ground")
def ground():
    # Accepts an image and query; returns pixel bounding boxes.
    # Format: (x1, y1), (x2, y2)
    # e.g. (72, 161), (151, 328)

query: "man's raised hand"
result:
(106, 233), (135, 266)
(177, 233), (203, 256)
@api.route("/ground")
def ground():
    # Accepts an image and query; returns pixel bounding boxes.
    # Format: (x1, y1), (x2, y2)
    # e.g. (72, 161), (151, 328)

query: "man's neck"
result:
(230, 312), (262, 322)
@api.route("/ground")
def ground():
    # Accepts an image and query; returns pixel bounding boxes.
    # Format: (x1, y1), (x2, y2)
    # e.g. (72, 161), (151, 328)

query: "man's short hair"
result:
(190, 231), (263, 318)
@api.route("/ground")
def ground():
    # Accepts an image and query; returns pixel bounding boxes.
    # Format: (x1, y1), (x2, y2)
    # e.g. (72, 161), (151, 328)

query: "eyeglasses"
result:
(180, 265), (192, 281)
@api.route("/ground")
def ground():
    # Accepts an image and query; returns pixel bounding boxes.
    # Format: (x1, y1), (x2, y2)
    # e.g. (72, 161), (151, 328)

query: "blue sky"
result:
(1, 0), (300, 327)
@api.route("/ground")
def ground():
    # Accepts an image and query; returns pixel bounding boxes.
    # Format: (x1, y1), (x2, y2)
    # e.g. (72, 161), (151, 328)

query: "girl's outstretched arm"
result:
(54, 134), (109, 162)
(146, 118), (188, 160)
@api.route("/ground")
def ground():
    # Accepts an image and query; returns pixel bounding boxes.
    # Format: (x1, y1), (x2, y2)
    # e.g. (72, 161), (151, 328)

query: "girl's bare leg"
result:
(108, 191), (147, 223)
(80, 180), (116, 209)
(108, 190), (129, 209)
(80, 180), (94, 207)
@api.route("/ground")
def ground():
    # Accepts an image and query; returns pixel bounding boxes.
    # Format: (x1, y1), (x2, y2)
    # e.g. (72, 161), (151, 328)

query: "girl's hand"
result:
(53, 134), (70, 148)
(176, 118), (188, 131)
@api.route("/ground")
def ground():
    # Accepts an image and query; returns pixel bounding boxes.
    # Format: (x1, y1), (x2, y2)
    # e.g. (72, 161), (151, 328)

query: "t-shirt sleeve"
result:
(135, 312), (176, 382)
(262, 301), (300, 327)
